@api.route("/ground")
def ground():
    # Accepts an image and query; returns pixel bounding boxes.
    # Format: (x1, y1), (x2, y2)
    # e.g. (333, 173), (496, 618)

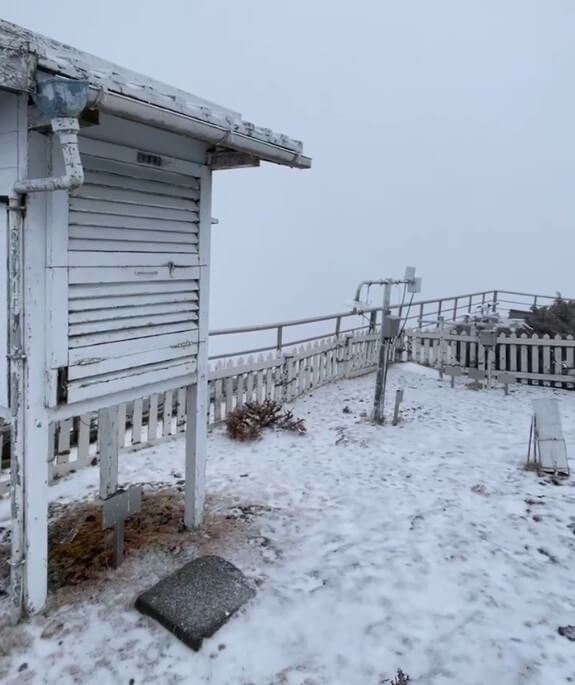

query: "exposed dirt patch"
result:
(0, 486), (275, 594)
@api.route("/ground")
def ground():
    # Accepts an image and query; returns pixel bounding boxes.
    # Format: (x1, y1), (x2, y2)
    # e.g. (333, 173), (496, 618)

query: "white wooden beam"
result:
(184, 166), (211, 528)
(11, 127), (51, 616)
(98, 406), (119, 498)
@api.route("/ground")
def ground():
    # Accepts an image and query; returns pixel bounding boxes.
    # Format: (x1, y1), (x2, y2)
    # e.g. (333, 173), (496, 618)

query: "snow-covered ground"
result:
(1, 363), (575, 685)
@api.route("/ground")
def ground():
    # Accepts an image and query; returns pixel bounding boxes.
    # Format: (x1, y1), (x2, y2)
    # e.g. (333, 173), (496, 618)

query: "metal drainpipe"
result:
(13, 117), (84, 194)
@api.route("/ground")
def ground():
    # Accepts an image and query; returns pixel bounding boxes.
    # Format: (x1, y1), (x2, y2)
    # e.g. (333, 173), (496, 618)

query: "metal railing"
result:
(208, 289), (561, 361)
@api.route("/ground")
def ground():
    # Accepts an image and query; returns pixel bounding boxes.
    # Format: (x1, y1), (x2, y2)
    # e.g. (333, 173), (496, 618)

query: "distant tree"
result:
(525, 297), (575, 337)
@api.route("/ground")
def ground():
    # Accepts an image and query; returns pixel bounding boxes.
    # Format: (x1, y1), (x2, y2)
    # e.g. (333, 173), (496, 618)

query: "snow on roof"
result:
(0, 19), (311, 169)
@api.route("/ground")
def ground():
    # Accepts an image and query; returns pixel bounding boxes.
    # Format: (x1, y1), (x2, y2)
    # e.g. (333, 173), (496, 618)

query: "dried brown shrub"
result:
(226, 400), (306, 441)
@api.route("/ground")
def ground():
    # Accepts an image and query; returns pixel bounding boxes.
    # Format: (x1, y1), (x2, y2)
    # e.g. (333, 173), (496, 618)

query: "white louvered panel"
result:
(65, 148), (203, 403)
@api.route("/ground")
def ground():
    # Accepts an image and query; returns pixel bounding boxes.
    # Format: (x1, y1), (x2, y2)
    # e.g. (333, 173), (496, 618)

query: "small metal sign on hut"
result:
(0, 19), (310, 616)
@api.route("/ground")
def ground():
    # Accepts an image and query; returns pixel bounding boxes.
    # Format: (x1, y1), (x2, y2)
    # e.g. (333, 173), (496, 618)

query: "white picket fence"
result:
(407, 328), (575, 387)
(0, 331), (379, 496)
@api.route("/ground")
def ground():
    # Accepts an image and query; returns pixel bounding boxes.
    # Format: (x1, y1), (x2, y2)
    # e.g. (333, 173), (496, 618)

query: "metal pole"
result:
(373, 282), (392, 424)
(438, 317), (445, 379)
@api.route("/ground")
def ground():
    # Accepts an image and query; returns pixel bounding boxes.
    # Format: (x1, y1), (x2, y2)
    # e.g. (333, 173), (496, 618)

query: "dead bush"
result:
(226, 400), (306, 441)
(381, 670), (411, 685)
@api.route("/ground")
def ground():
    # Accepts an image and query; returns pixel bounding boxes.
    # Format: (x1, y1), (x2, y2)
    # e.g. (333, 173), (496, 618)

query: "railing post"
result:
(369, 310), (377, 333)
(468, 295), (472, 313)
(437, 300), (442, 322)
(276, 325), (283, 353)
(418, 303), (424, 328)
(492, 290), (498, 313)
(453, 297), (458, 321)
(335, 316), (341, 338)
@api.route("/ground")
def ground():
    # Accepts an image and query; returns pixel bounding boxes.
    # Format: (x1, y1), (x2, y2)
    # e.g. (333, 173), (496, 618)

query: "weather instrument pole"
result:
(352, 267), (422, 425)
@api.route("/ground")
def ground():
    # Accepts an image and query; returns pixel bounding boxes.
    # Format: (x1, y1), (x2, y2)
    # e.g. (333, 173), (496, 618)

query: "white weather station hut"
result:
(0, 19), (310, 616)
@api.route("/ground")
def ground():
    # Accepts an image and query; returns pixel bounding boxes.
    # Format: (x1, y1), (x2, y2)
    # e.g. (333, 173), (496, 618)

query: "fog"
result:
(4, 1), (575, 329)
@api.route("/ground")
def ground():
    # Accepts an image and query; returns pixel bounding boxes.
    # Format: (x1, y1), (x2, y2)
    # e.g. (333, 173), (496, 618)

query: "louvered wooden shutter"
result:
(57, 138), (206, 404)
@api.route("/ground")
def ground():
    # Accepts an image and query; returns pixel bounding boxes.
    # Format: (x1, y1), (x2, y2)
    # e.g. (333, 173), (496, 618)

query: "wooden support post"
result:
(392, 388), (404, 426)
(98, 406), (119, 499)
(185, 364), (207, 528)
(10, 128), (51, 616)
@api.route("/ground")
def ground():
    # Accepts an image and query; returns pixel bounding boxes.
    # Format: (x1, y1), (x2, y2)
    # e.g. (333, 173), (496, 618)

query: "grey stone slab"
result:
(135, 555), (255, 651)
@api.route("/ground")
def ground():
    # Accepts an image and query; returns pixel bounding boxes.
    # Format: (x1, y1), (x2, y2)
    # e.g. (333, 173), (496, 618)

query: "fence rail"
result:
(0, 288), (569, 496)
(208, 289), (560, 360)
(0, 330), (379, 496)
(408, 329), (575, 388)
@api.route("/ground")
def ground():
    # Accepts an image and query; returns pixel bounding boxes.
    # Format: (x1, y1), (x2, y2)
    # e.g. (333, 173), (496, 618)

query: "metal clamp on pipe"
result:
(14, 78), (89, 194)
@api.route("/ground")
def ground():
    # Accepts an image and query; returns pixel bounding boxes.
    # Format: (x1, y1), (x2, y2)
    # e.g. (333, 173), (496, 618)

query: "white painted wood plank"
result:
(83, 168), (200, 200)
(214, 377), (223, 423)
(163, 390), (174, 436)
(246, 358), (255, 403)
(70, 279), (199, 299)
(68, 251), (201, 268)
(70, 290), (198, 312)
(98, 406), (119, 498)
(117, 403), (127, 448)
(69, 239), (199, 255)
(148, 394), (159, 440)
(69, 300), (198, 325)
(69, 309), (198, 336)
(566, 336), (574, 373)
(73, 183), (199, 210)
(132, 399), (143, 444)
(69, 320), (198, 349)
(69, 331), (198, 368)
(542, 335), (551, 375)
(0, 207), (7, 406)
(69, 264), (200, 285)
(553, 336), (563, 387)
(236, 372), (245, 409)
(69, 225), (198, 244)
(531, 336), (539, 384)
(79, 138), (204, 178)
(176, 388), (187, 432)
(225, 371), (234, 417)
(70, 197), (197, 222)
(77, 415), (91, 467)
(67, 357), (198, 403)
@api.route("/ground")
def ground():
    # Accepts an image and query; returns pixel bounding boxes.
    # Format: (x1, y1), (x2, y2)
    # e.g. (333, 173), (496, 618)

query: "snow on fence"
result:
(407, 329), (575, 388)
(0, 331), (379, 496)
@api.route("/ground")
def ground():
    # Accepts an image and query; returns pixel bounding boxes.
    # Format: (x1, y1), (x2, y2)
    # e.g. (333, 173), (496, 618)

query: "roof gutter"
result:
(90, 89), (311, 170)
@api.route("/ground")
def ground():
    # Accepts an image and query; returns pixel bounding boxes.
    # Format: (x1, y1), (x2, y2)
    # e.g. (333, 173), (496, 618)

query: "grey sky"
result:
(4, 1), (575, 328)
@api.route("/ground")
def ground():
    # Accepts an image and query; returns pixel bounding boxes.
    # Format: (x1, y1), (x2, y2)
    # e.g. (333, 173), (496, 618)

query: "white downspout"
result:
(14, 117), (84, 194)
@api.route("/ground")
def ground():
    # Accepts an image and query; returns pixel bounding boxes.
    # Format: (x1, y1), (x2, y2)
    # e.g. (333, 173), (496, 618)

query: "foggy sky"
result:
(4, 1), (575, 328)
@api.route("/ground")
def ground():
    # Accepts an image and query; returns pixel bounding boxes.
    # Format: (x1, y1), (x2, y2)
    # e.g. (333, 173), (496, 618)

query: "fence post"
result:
(335, 316), (342, 338)
(369, 310), (377, 333)
(453, 298), (458, 321)
(418, 303), (424, 328)
(281, 353), (294, 402)
(276, 326), (283, 353)
(343, 334), (353, 378)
